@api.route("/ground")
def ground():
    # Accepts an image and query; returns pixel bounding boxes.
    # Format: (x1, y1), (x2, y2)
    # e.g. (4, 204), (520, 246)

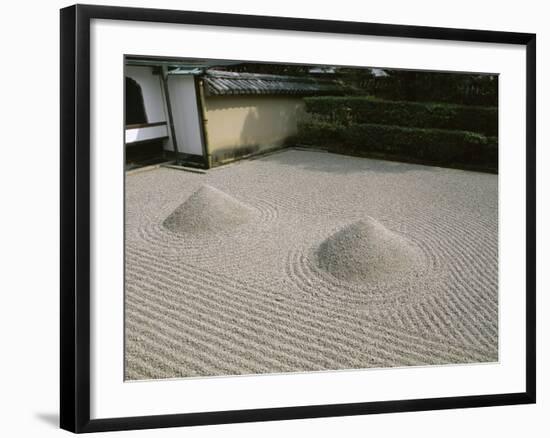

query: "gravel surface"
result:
(125, 149), (498, 380)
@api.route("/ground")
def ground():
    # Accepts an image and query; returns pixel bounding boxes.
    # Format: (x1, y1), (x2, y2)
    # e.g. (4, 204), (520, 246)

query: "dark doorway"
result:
(125, 77), (147, 125)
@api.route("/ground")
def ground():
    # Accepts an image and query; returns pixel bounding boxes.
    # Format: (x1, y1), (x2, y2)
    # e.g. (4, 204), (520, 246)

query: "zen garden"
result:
(123, 58), (498, 380)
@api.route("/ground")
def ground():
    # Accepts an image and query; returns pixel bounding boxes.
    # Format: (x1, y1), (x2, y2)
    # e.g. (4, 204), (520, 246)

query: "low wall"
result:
(204, 95), (305, 166)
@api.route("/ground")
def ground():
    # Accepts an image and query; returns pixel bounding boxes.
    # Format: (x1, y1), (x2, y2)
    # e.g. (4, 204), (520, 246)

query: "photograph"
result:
(124, 56), (499, 381)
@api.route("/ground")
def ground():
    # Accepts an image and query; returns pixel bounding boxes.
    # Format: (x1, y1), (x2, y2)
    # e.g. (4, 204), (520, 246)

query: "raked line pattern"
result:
(125, 149), (498, 380)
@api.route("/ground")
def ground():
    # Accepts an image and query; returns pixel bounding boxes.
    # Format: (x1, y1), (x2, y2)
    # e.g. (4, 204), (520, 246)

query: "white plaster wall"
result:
(125, 65), (167, 123)
(167, 75), (204, 156)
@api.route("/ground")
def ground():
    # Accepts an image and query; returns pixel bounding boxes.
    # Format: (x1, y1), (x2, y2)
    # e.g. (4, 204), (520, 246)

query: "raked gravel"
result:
(125, 149), (498, 380)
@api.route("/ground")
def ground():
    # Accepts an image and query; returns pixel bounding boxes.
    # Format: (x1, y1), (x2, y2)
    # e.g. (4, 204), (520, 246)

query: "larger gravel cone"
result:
(315, 218), (422, 283)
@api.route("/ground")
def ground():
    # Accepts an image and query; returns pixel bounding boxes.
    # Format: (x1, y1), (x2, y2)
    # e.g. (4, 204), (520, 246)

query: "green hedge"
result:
(304, 97), (498, 137)
(294, 120), (498, 172)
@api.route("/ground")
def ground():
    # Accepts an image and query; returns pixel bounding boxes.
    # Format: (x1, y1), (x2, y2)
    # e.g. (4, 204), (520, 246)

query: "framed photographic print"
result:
(60, 4), (536, 433)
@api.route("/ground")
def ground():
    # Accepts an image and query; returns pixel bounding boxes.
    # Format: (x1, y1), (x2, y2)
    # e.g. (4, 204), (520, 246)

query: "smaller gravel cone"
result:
(163, 185), (255, 235)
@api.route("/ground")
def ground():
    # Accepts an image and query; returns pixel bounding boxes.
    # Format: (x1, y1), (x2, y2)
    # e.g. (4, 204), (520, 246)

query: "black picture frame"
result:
(60, 4), (536, 433)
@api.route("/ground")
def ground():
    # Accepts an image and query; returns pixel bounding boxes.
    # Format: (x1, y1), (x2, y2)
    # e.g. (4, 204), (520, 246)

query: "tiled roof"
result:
(204, 70), (342, 96)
